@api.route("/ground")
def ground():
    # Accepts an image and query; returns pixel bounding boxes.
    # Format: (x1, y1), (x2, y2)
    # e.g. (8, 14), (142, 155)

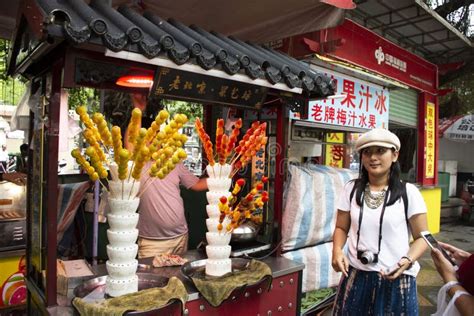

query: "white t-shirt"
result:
(0, 150), (8, 162)
(337, 181), (427, 277)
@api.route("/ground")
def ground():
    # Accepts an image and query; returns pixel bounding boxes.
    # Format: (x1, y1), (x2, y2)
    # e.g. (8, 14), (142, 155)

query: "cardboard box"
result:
(57, 259), (95, 298)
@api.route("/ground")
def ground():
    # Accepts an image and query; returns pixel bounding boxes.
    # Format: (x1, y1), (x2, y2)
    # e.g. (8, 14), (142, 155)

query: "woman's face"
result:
(361, 146), (398, 179)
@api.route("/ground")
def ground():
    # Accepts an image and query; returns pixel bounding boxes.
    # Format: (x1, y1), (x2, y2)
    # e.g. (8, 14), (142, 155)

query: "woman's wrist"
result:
(400, 255), (413, 268)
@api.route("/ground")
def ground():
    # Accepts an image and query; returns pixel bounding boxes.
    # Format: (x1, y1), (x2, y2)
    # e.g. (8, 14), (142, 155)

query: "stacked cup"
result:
(105, 180), (140, 297)
(205, 164), (233, 276)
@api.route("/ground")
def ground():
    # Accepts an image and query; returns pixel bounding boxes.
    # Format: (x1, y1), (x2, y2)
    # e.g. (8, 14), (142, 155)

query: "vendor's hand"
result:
(431, 248), (458, 283)
(438, 242), (470, 266)
(332, 250), (349, 277)
(382, 257), (411, 280)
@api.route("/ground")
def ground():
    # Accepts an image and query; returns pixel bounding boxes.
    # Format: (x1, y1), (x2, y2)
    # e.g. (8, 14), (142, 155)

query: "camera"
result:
(357, 250), (378, 264)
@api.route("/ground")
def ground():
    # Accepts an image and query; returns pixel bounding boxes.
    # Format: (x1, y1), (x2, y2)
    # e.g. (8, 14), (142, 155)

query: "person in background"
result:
(431, 242), (474, 316)
(331, 128), (429, 315)
(0, 143), (27, 185)
(16, 143), (29, 174)
(0, 145), (8, 173)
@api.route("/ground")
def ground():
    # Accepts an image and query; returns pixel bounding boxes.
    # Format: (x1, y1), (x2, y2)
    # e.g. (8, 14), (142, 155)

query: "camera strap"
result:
(355, 189), (390, 256)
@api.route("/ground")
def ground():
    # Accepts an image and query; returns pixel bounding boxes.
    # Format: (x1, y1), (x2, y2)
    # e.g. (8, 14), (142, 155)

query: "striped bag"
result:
(281, 164), (356, 251)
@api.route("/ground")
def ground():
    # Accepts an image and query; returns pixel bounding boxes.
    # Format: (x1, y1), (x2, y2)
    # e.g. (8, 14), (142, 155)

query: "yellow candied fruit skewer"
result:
(92, 113), (113, 147)
(145, 109), (169, 146)
(85, 146), (108, 179)
(131, 128), (147, 161)
(131, 146), (150, 180)
(111, 126), (123, 164)
(83, 129), (106, 161)
(127, 108), (142, 148)
(118, 149), (130, 180)
(71, 148), (98, 181)
(76, 106), (99, 133)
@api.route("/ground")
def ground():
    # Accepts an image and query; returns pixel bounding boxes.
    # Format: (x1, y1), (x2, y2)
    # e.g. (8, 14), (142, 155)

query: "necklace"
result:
(364, 184), (387, 209)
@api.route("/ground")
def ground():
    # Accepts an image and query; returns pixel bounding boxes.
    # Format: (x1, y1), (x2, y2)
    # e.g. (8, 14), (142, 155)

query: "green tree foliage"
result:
(439, 71), (474, 118)
(424, 0), (474, 117)
(0, 39), (26, 105)
(161, 99), (202, 122)
(67, 87), (100, 112)
(428, 0), (474, 36)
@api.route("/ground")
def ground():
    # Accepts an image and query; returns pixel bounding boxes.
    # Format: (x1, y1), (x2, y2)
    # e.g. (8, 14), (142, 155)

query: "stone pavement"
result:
(417, 218), (474, 315)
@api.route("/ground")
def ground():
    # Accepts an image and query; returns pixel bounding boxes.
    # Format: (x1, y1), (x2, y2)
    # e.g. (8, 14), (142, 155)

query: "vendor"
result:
(137, 163), (207, 258)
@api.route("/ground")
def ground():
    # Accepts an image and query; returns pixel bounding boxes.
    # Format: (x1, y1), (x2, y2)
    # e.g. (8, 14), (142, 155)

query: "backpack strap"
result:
(401, 181), (409, 223)
(350, 183), (356, 204)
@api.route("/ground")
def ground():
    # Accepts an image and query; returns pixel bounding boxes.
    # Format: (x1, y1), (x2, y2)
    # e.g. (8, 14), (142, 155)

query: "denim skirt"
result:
(332, 266), (419, 315)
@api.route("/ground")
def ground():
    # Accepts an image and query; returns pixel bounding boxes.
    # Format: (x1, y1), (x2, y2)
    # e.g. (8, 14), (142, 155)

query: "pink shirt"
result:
(137, 163), (199, 239)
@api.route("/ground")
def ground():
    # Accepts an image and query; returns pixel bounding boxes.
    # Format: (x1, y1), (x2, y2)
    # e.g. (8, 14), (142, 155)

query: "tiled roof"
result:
(37, 0), (336, 97)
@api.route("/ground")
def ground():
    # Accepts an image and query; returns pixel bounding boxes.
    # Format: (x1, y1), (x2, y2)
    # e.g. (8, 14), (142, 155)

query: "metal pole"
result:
(93, 179), (99, 265)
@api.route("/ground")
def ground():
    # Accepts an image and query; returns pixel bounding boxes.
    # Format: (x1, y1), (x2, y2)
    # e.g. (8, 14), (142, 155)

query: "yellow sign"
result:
(325, 133), (344, 168)
(425, 102), (435, 178)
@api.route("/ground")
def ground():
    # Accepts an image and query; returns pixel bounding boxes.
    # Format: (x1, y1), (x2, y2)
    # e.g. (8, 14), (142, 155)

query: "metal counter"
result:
(91, 250), (304, 301)
(49, 250), (304, 315)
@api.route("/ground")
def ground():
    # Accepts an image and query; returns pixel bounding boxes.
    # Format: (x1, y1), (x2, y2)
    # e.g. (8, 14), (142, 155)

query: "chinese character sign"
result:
(441, 114), (474, 142)
(252, 147), (266, 186)
(425, 102), (435, 179)
(151, 67), (268, 109)
(325, 133), (345, 168)
(290, 71), (390, 129)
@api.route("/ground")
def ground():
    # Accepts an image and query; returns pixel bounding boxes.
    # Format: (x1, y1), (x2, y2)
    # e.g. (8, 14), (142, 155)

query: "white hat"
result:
(355, 128), (401, 152)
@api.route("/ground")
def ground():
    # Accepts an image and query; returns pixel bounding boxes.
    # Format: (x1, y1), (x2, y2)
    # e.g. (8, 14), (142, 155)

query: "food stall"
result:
(6, 0), (341, 314)
(0, 182), (27, 311)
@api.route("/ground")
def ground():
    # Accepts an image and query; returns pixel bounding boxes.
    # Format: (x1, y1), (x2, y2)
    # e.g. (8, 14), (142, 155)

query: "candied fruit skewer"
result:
(137, 148), (188, 199)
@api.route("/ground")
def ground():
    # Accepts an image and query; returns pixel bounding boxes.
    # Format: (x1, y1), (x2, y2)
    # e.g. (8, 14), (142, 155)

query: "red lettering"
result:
(358, 85), (372, 112)
(336, 108), (348, 125)
(374, 91), (387, 114)
(311, 104), (323, 121)
(341, 80), (356, 108)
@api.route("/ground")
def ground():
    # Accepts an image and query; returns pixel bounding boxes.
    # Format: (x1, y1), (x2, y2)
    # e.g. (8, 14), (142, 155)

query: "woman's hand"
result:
(332, 249), (349, 277)
(381, 257), (412, 280)
(431, 247), (458, 283)
(438, 242), (470, 266)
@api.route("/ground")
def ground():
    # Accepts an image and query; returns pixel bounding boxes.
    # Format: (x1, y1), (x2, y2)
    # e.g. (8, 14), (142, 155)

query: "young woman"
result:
(331, 128), (429, 315)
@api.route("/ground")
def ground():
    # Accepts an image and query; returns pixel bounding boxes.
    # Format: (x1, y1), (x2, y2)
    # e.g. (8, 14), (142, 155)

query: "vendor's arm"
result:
(438, 242), (471, 266)
(190, 178), (208, 191)
(178, 163), (208, 191)
(431, 248), (474, 316)
(332, 210), (350, 277)
(0, 172), (27, 185)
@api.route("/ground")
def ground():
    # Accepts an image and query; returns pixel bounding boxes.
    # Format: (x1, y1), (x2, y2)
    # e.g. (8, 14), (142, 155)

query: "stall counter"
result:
(49, 250), (305, 315)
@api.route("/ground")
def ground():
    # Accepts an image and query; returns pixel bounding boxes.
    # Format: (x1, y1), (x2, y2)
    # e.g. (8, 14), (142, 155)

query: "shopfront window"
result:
(289, 123), (417, 182)
(391, 127), (418, 183)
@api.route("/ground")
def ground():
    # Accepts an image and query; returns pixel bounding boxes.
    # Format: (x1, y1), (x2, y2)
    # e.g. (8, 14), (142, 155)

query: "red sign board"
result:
(327, 20), (437, 93)
(275, 19), (438, 94)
